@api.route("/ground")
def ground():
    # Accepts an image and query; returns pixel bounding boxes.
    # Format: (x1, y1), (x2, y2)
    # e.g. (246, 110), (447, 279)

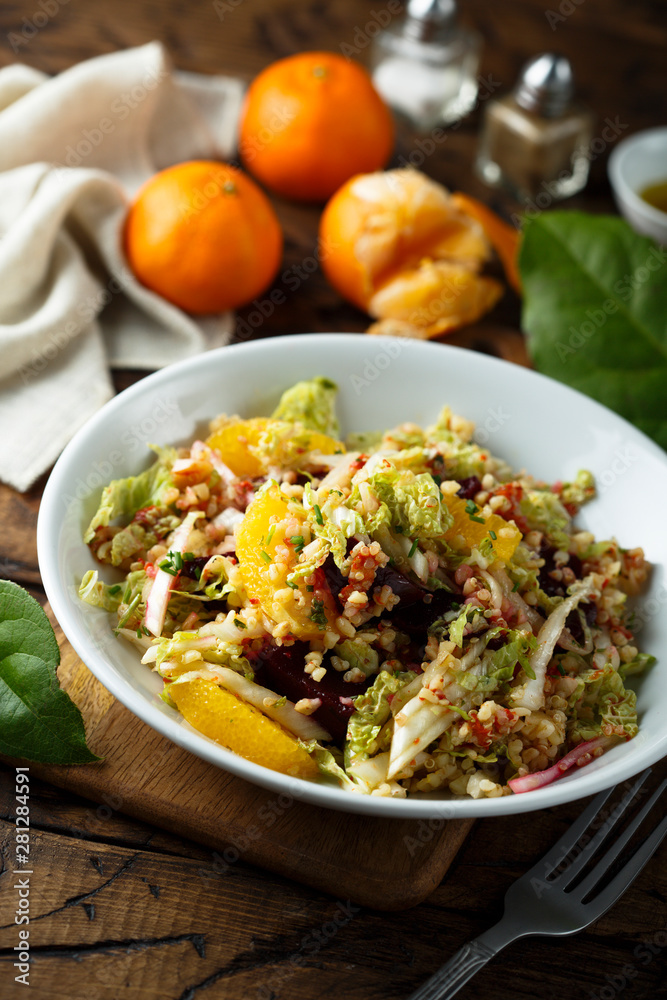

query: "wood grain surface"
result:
(8, 607), (474, 912)
(1, 1), (667, 998)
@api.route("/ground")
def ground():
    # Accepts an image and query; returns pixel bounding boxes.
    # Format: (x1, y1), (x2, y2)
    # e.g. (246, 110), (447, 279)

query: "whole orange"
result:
(123, 161), (283, 314)
(239, 51), (394, 202)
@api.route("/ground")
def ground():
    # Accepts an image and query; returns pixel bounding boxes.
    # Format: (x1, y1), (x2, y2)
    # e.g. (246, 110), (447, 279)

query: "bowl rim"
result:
(37, 333), (667, 819)
(607, 125), (667, 228)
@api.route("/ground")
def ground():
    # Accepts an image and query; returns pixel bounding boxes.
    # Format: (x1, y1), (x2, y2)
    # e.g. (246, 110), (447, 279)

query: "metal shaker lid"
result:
(404, 0), (458, 42)
(514, 53), (575, 117)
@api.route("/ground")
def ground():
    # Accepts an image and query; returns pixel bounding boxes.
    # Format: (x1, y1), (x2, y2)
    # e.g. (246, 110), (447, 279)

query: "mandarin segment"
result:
(207, 418), (271, 478)
(443, 494), (521, 561)
(207, 418), (344, 478)
(368, 260), (504, 338)
(169, 677), (319, 778)
(235, 485), (333, 638)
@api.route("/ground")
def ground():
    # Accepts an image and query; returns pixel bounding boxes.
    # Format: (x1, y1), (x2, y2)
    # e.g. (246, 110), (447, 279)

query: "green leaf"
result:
(520, 212), (667, 449)
(271, 376), (340, 436)
(0, 581), (100, 764)
(83, 445), (177, 543)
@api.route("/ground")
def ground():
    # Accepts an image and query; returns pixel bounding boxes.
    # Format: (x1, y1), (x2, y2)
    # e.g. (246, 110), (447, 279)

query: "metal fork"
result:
(407, 769), (667, 1000)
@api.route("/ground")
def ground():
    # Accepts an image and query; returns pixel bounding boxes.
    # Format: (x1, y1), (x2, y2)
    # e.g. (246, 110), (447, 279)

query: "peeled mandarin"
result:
(319, 169), (492, 312)
(442, 495), (521, 562)
(170, 677), (319, 778)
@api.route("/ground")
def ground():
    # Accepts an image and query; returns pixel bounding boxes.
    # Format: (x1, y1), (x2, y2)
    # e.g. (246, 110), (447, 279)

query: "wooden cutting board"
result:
(15, 610), (475, 912)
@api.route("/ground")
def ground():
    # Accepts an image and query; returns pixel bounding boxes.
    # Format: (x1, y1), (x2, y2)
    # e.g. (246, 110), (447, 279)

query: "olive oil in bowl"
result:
(639, 180), (667, 215)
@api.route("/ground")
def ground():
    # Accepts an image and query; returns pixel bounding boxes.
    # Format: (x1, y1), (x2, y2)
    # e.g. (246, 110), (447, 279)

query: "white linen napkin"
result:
(0, 42), (246, 492)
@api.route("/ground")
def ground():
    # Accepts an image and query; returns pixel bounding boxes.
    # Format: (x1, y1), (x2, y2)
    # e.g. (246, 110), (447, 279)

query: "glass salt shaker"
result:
(475, 53), (594, 204)
(370, 0), (481, 132)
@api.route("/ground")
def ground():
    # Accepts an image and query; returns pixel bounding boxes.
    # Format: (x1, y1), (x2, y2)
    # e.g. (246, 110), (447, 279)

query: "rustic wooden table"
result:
(1, 1), (666, 998)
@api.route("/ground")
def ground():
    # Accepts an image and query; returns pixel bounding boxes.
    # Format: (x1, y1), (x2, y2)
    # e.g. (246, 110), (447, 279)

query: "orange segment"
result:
(368, 260), (504, 338)
(170, 677), (319, 778)
(443, 495), (521, 562)
(235, 485), (335, 638)
(207, 418), (344, 479)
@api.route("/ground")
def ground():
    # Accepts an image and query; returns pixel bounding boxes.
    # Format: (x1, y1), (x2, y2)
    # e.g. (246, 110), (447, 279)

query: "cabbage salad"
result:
(80, 377), (654, 798)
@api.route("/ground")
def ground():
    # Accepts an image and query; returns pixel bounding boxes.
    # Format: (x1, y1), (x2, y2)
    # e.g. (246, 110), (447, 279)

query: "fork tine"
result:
(526, 769), (650, 882)
(571, 778), (666, 902)
(581, 809), (667, 921)
(546, 769), (652, 890)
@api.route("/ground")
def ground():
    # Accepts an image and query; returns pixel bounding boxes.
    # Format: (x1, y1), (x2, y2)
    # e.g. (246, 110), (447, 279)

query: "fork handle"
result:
(406, 923), (513, 1000)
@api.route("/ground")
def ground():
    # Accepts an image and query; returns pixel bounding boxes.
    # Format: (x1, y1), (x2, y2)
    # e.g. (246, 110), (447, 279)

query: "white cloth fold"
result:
(0, 42), (245, 492)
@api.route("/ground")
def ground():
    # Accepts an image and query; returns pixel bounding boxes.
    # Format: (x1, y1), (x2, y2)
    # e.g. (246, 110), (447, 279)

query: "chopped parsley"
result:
(465, 499), (486, 524)
(158, 550), (184, 575)
(309, 599), (328, 629)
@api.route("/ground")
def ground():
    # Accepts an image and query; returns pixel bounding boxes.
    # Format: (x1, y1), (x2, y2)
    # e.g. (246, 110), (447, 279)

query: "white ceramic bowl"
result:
(38, 334), (667, 818)
(608, 126), (667, 244)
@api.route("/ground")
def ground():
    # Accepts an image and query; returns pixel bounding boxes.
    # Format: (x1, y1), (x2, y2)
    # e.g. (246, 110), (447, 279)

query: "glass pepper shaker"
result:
(370, 0), (481, 132)
(475, 53), (594, 204)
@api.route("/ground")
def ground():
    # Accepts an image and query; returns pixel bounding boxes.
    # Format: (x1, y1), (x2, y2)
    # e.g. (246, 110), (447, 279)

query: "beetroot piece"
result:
(248, 641), (372, 744)
(456, 476), (483, 500)
(388, 586), (460, 634)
